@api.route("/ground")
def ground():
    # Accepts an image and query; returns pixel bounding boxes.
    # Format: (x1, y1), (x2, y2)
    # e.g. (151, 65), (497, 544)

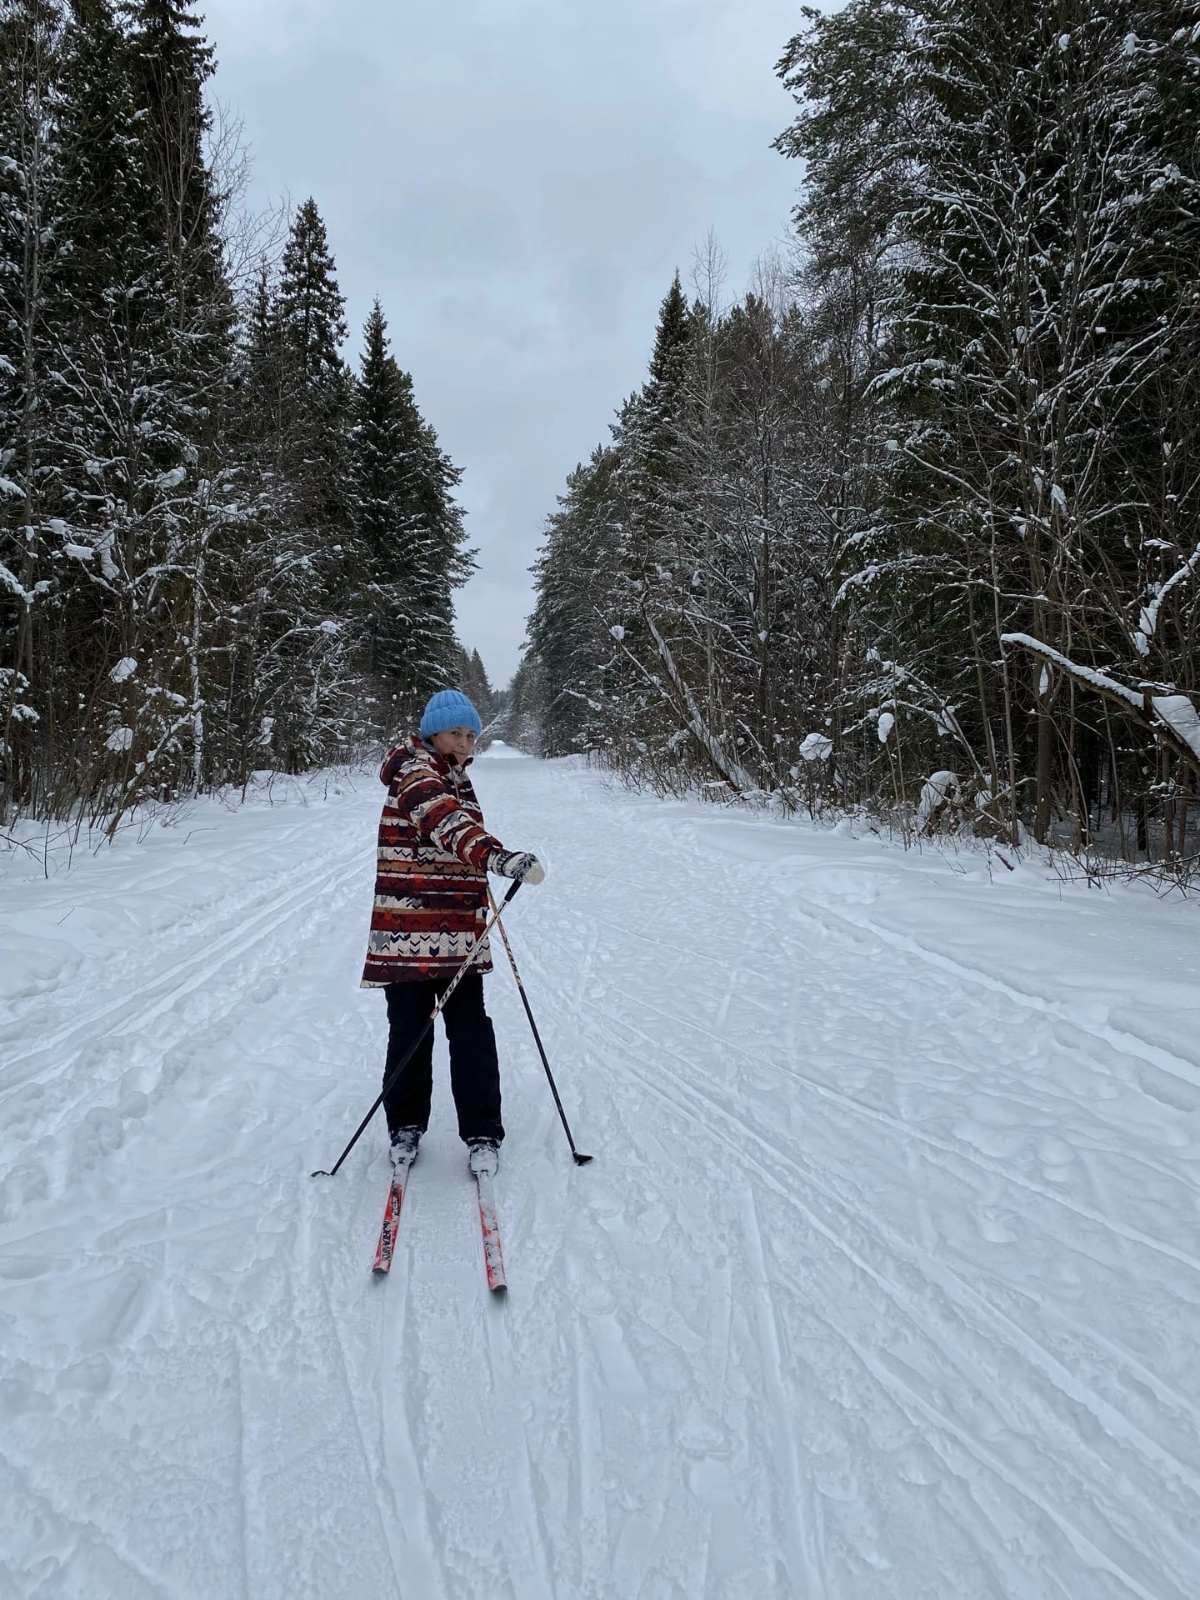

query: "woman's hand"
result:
(488, 850), (546, 885)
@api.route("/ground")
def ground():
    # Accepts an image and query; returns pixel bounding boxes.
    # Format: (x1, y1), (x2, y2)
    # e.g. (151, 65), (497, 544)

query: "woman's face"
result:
(430, 725), (477, 764)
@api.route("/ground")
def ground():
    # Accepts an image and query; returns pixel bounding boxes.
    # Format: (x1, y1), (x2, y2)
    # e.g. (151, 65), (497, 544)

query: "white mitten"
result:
(488, 850), (545, 885)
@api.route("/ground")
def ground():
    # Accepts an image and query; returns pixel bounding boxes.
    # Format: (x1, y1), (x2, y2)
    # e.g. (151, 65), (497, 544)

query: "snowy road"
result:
(2, 751), (1199, 1599)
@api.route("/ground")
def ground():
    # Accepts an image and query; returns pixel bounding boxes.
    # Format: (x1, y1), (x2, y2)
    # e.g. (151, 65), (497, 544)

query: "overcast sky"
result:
(202, 0), (823, 687)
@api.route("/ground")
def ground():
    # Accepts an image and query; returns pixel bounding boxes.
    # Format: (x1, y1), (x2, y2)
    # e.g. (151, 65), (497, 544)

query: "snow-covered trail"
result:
(2, 754), (1199, 1599)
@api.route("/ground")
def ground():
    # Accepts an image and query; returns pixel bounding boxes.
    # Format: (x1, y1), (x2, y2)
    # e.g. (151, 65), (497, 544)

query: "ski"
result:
(372, 1158), (415, 1275)
(474, 1170), (507, 1293)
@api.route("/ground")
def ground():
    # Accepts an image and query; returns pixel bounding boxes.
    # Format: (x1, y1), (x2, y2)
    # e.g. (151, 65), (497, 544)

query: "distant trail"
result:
(1, 753), (1197, 1599)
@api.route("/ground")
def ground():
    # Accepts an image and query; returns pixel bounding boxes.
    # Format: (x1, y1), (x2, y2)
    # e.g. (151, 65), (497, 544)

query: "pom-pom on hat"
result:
(420, 688), (482, 739)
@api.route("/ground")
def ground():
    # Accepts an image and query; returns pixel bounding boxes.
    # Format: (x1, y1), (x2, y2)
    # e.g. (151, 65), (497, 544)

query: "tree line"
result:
(1, 0), (489, 830)
(521, 0), (1200, 862)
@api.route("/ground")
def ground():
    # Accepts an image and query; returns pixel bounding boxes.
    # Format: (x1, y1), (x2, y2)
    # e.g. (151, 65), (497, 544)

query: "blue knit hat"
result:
(420, 688), (482, 739)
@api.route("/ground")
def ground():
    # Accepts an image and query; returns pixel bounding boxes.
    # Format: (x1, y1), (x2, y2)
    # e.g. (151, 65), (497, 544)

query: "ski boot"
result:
(466, 1137), (499, 1178)
(389, 1126), (422, 1168)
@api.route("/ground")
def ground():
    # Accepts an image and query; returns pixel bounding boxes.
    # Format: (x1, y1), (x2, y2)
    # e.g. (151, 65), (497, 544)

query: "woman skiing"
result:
(361, 688), (544, 1177)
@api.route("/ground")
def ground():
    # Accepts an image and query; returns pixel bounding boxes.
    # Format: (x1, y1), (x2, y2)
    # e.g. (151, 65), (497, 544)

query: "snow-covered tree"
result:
(0, 0), (62, 820)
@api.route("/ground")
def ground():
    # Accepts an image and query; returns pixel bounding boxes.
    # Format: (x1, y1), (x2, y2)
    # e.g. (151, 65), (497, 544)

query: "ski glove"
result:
(488, 849), (545, 885)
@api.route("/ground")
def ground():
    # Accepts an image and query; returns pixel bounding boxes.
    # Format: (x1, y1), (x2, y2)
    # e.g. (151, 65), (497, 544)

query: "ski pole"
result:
(487, 887), (593, 1166)
(312, 879), (523, 1178)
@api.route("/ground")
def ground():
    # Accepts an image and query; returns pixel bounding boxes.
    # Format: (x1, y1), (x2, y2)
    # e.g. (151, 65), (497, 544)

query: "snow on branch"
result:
(1001, 633), (1200, 775)
(1134, 541), (1200, 656)
(0, 562), (35, 604)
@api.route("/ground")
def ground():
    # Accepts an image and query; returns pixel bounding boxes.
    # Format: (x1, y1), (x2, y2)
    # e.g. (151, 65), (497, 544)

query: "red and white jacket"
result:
(360, 736), (504, 988)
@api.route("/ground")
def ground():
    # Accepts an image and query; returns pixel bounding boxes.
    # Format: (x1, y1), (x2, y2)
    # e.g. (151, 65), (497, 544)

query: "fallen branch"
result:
(1001, 633), (1200, 781)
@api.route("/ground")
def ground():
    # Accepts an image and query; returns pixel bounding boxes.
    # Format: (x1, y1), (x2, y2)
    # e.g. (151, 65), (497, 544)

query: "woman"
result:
(361, 688), (544, 1175)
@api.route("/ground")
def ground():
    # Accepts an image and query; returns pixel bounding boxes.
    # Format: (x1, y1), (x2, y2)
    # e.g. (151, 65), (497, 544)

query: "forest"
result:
(0, 0), (495, 833)
(4, 0), (1199, 872)
(518, 1), (1200, 867)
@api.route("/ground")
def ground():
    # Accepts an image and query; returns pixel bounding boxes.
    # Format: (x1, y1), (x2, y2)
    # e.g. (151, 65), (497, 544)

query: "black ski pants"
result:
(382, 973), (504, 1144)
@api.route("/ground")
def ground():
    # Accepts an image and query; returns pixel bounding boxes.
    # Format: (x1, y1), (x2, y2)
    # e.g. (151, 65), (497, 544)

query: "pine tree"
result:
(120, 0), (227, 330)
(43, 0), (209, 812)
(597, 273), (697, 756)
(349, 300), (416, 694)
(120, 0), (215, 240)
(395, 399), (470, 704)
(525, 446), (621, 756)
(468, 648), (494, 718)
(277, 198), (348, 390)
(51, 0), (175, 507)
(619, 271), (693, 548)
(275, 197), (353, 537)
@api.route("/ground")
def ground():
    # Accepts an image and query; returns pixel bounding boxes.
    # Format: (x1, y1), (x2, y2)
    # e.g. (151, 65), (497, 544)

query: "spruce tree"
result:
(600, 273), (697, 757)
(275, 197), (353, 537)
(121, 0), (224, 308)
(526, 446), (621, 756)
(0, 0), (62, 817)
(349, 300), (414, 693)
(467, 648), (494, 718)
(46, 0), (202, 807)
(277, 198), (349, 389)
(396, 399), (470, 703)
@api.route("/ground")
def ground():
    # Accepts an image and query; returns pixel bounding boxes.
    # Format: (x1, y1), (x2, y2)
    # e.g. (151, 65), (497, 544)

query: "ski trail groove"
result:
(615, 984), (1200, 1280)
(790, 893), (1200, 1092)
(6, 839), (365, 1105)
(315, 1251), (408, 1598)
(607, 1000), (1200, 1491)
(596, 1008), (1198, 1573)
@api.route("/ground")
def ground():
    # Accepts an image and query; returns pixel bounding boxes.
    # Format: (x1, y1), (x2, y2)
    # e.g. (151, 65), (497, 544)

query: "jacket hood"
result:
(379, 740), (416, 785)
(379, 735), (472, 786)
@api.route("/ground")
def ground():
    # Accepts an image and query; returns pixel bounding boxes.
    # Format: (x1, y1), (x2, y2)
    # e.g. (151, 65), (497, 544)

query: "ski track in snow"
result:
(2, 756), (1199, 1598)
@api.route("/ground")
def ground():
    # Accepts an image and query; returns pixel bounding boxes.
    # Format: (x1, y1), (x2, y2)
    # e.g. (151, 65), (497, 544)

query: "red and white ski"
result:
(372, 1159), (415, 1275)
(474, 1170), (507, 1293)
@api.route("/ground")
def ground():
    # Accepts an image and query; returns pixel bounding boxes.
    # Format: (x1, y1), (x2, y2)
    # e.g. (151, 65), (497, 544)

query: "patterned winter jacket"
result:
(360, 736), (504, 988)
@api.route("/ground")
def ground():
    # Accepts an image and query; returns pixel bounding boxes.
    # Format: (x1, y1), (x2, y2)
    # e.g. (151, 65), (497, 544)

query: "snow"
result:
(2, 760), (1199, 1598)
(1003, 634), (1200, 768)
(1001, 633), (1142, 706)
(797, 731), (833, 762)
(877, 710), (895, 743)
(917, 767), (961, 828)
(103, 727), (134, 753)
(0, 561), (34, 602)
(109, 657), (138, 684)
(1139, 543), (1200, 646)
(1152, 694), (1200, 760)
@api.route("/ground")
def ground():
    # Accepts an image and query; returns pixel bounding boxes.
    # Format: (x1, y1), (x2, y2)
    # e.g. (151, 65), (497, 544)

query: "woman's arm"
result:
(394, 758), (501, 869)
